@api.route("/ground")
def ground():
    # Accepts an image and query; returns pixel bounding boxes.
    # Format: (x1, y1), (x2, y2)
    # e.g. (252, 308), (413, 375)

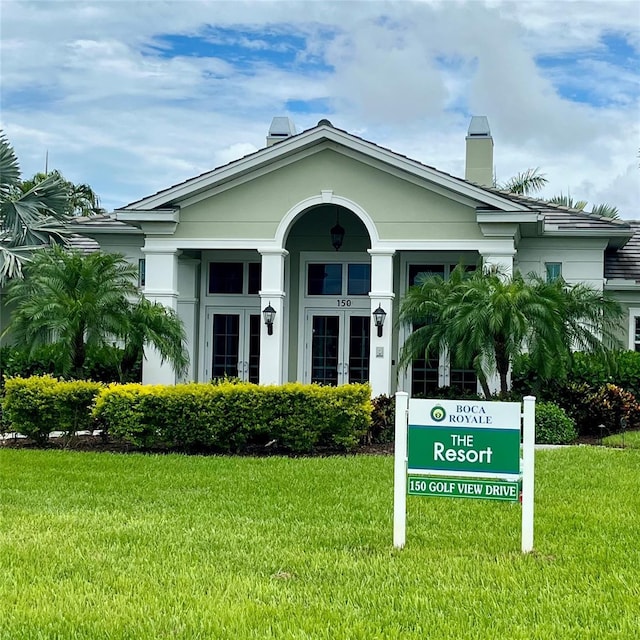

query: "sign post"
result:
(393, 392), (409, 549)
(393, 394), (535, 553)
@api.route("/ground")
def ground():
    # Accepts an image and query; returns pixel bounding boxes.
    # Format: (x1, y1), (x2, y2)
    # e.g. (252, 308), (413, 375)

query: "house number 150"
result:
(337, 299), (352, 307)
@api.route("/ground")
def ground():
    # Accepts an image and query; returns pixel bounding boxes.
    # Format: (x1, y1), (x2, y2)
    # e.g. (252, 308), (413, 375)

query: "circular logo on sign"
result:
(430, 405), (446, 422)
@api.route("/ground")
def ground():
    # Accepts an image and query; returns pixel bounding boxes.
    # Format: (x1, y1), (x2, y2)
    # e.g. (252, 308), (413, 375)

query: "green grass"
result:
(0, 447), (638, 639)
(602, 429), (640, 449)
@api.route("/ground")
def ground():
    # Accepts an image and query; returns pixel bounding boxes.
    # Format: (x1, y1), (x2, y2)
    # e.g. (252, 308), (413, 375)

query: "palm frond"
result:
(500, 168), (548, 195)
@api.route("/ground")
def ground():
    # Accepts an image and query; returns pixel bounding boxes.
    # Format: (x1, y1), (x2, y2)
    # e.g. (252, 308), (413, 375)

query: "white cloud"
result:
(0, 0), (638, 217)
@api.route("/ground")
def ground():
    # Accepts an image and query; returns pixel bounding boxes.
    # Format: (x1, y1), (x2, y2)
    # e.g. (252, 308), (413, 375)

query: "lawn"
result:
(0, 447), (638, 639)
(602, 429), (640, 450)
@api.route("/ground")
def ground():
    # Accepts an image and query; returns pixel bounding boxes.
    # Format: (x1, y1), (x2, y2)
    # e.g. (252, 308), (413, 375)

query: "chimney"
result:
(266, 117), (297, 147)
(465, 116), (493, 187)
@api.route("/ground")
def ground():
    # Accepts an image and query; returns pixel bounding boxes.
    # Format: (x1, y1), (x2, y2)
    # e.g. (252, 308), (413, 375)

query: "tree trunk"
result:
(477, 371), (492, 399)
(71, 324), (86, 379)
(495, 340), (510, 397)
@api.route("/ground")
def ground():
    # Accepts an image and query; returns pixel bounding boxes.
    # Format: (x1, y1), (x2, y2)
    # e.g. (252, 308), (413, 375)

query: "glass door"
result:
(207, 310), (260, 382)
(306, 311), (370, 385)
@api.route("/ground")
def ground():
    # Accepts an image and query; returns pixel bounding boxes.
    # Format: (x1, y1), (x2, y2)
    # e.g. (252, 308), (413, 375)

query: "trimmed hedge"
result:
(535, 402), (578, 444)
(2, 376), (104, 443)
(93, 381), (372, 453)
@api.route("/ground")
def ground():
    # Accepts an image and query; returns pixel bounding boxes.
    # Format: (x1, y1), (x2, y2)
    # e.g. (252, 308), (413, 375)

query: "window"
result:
(635, 318), (640, 352)
(138, 259), (145, 288)
(545, 262), (562, 282)
(308, 264), (342, 295)
(306, 263), (371, 296)
(248, 263), (261, 295)
(347, 264), (371, 295)
(409, 264), (445, 287)
(208, 262), (261, 295)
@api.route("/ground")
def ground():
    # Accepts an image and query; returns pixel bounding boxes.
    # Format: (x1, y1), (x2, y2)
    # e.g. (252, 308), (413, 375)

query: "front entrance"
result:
(205, 309), (260, 382)
(304, 310), (370, 385)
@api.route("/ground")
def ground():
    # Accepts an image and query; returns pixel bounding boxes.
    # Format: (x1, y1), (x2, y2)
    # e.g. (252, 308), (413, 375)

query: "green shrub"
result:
(93, 382), (371, 453)
(2, 376), (103, 442)
(0, 345), (66, 381)
(584, 384), (640, 437)
(0, 344), (139, 383)
(513, 351), (640, 401)
(367, 395), (395, 444)
(535, 402), (578, 444)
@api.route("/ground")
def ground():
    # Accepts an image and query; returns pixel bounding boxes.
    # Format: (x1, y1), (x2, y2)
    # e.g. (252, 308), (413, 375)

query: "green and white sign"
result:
(393, 394), (536, 553)
(408, 475), (520, 501)
(408, 399), (521, 476)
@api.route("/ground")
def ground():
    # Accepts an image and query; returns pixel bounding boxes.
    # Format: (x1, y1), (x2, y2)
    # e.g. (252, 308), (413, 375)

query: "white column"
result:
(141, 248), (180, 385)
(259, 249), (288, 385)
(368, 249), (395, 397)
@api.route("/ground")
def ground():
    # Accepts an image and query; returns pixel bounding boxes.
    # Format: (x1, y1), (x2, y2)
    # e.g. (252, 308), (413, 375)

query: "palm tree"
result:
(20, 170), (105, 217)
(0, 132), (70, 283)
(498, 167), (548, 195)
(399, 265), (623, 397)
(547, 193), (589, 211)
(4, 245), (189, 379)
(120, 298), (189, 381)
(498, 167), (620, 219)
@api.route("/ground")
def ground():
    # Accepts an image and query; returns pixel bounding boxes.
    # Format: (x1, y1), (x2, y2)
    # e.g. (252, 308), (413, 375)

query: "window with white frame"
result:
(626, 308), (640, 352)
(208, 262), (261, 295)
(545, 262), (562, 282)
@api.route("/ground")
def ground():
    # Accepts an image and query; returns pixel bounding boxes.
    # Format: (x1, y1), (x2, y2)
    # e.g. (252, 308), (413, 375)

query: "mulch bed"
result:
(0, 434), (396, 457)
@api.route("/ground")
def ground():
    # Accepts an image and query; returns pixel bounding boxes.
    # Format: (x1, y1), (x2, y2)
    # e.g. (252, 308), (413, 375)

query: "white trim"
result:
(276, 192), (380, 248)
(138, 236), (522, 255)
(628, 308), (640, 351)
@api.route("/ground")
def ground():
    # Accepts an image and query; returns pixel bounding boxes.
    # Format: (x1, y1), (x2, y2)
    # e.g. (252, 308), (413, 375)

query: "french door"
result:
(304, 310), (370, 385)
(205, 309), (260, 382)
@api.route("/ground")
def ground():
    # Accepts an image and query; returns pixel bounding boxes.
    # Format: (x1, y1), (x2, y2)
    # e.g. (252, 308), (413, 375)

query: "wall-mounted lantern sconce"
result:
(262, 302), (276, 335)
(373, 304), (386, 337)
(330, 206), (345, 251)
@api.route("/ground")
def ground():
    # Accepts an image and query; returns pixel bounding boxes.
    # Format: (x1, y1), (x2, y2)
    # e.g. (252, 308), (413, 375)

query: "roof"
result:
(116, 120), (534, 213)
(605, 222), (640, 282)
(65, 213), (142, 234)
(94, 117), (632, 255)
(67, 234), (100, 253)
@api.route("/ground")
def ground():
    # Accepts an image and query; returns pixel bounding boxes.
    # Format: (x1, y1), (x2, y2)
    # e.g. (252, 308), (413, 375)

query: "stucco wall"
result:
(516, 237), (607, 289)
(174, 149), (482, 243)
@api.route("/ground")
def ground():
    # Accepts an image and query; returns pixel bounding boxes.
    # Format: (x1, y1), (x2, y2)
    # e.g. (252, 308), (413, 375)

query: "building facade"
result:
(61, 117), (640, 396)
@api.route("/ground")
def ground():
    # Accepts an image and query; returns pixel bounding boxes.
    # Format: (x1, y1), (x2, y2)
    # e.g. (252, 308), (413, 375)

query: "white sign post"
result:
(521, 395), (536, 553)
(393, 393), (536, 553)
(393, 392), (409, 549)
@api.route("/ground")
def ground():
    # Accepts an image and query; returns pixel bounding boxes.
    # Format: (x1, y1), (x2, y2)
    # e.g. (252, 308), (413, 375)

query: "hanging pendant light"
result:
(330, 206), (345, 251)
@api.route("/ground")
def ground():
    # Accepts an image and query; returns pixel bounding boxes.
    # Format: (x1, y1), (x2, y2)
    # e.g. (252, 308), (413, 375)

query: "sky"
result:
(1, 0), (639, 217)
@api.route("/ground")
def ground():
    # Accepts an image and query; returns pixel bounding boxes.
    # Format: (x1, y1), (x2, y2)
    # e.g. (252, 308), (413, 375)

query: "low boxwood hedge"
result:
(92, 381), (372, 453)
(2, 376), (104, 443)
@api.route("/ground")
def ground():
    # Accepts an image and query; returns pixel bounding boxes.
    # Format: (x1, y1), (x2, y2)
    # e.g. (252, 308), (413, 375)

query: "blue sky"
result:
(1, 0), (639, 217)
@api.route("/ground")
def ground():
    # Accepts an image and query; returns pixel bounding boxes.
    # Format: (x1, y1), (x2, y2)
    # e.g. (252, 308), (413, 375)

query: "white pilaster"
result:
(141, 248), (180, 385)
(368, 249), (395, 397)
(176, 258), (200, 382)
(259, 249), (288, 385)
